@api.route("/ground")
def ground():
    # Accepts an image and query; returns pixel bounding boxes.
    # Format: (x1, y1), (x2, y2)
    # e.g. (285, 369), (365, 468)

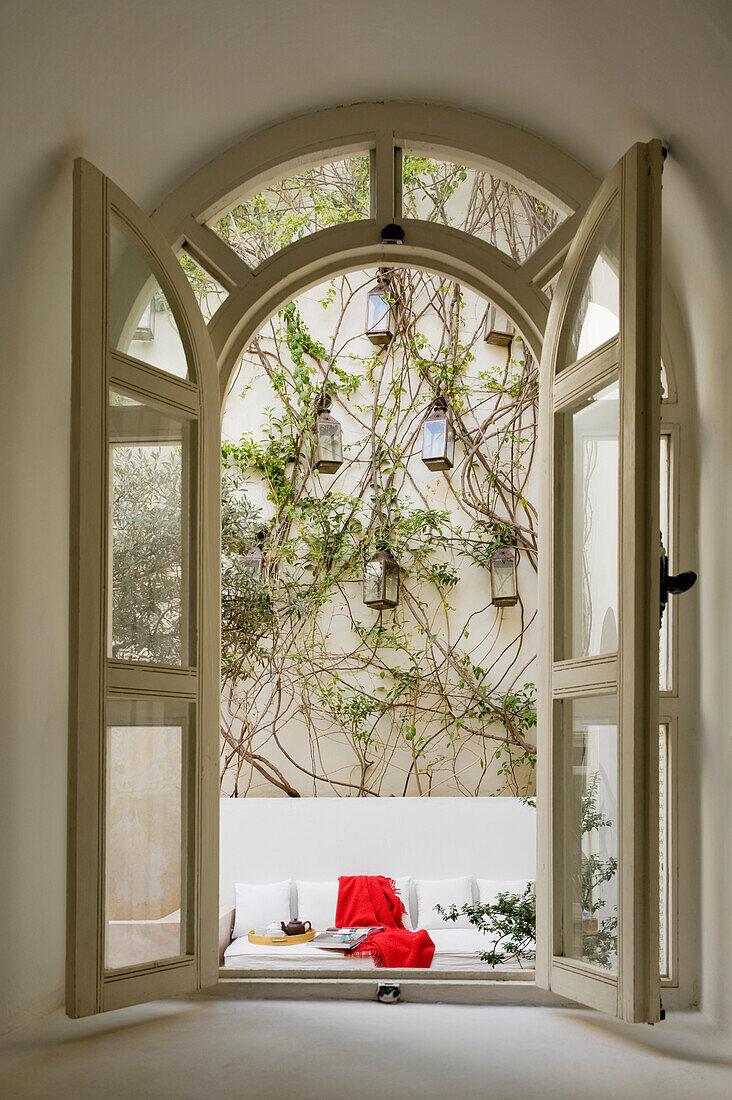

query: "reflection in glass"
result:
(564, 381), (619, 658)
(105, 697), (189, 970)
(563, 207), (620, 368)
(109, 389), (191, 665)
(109, 217), (189, 379)
(661, 361), (670, 401)
(562, 695), (618, 971)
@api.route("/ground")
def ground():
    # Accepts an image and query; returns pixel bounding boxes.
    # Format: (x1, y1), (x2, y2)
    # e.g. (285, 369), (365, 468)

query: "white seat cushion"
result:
(232, 880), (292, 940)
(415, 876), (474, 929)
(476, 878), (532, 907)
(295, 880), (338, 930)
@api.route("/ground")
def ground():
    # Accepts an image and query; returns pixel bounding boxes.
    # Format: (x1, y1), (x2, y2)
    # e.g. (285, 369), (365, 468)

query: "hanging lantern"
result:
(490, 547), (519, 607)
(421, 400), (455, 471)
(133, 300), (155, 342)
(314, 395), (343, 474)
(366, 278), (394, 346)
(363, 549), (400, 610)
(241, 529), (267, 577)
(240, 548), (263, 577)
(485, 305), (515, 348)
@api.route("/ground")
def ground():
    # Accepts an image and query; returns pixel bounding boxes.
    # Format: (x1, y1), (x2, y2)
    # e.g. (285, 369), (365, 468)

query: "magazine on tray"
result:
(312, 926), (385, 950)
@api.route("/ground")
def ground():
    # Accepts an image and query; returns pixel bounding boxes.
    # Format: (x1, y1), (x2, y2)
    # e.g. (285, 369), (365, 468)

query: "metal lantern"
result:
(240, 548), (263, 578)
(490, 547), (519, 607)
(485, 305), (515, 348)
(421, 401), (455, 471)
(366, 281), (394, 346)
(363, 549), (400, 610)
(315, 404), (343, 473)
(241, 529), (267, 577)
(133, 300), (155, 342)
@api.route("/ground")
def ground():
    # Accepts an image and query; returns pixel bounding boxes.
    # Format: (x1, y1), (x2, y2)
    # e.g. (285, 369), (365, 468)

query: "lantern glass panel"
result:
(367, 291), (390, 331)
(383, 558), (400, 606)
(422, 413), (454, 470)
(366, 290), (393, 345)
(241, 549), (263, 577)
(422, 418), (446, 462)
(363, 559), (384, 606)
(491, 551), (517, 606)
(316, 416), (343, 471)
(445, 418), (455, 466)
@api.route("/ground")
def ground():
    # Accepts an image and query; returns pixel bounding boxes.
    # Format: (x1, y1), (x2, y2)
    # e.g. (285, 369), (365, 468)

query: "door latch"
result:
(660, 538), (696, 627)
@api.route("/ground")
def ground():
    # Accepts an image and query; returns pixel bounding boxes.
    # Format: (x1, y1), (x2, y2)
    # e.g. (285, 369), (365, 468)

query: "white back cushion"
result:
(232, 880), (292, 939)
(296, 880), (339, 930)
(416, 876), (474, 929)
(477, 878), (532, 907)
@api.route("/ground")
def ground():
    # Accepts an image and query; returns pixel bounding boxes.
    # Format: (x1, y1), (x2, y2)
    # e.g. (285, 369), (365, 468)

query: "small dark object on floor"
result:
(377, 983), (401, 1004)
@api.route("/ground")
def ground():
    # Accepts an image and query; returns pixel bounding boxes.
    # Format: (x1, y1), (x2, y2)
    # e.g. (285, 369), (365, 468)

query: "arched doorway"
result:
(68, 103), (669, 1022)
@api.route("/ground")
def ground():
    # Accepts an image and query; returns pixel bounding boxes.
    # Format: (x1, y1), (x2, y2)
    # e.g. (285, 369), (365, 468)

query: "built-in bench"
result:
(219, 797), (536, 972)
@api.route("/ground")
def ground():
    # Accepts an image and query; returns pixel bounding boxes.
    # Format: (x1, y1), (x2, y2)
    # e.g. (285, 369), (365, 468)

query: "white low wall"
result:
(219, 797), (536, 907)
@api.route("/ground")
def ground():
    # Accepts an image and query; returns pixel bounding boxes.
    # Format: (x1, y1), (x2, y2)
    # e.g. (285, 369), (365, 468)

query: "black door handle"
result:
(660, 543), (696, 627)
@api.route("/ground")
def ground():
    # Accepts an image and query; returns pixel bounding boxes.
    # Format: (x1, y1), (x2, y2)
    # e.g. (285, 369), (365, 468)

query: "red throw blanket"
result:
(335, 875), (435, 969)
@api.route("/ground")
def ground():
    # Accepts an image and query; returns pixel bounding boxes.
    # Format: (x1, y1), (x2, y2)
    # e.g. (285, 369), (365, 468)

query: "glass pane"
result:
(422, 419), (447, 462)
(445, 420), (455, 466)
(402, 154), (567, 262)
(208, 155), (370, 268)
(109, 389), (192, 665)
(367, 290), (391, 332)
(659, 434), (672, 691)
(109, 217), (189, 379)
(179, 252), (228, 322)
(492, 557), (516, 603)
(661, 360), (670, 401)
(562, 694), (618, 972)
(659, 723), (670, 978)
(316, 420), (342, 466)
(363, 559), (383, 606)
(105, 697), (190, 970)
(562, 205), (620, 369)
(563, 381), (619, 658)
(383, 560), (399, 606)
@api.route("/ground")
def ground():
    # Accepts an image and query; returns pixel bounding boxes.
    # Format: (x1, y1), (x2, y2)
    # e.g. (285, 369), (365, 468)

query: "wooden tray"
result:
(248, 929), (315, 946)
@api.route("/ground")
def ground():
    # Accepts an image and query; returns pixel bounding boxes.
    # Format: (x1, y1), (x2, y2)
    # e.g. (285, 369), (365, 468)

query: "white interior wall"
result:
(0, 0), (730, 1038)
(219, 796), (536, 910)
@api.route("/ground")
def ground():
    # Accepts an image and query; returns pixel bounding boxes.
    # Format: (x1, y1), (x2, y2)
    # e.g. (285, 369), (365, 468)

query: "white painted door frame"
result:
(69, 104), (667, 1021)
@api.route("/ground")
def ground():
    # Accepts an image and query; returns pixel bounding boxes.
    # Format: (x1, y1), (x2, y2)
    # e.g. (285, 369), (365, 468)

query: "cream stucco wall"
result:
(221, 272), (540, 798)
(0, 0), (730, 1041)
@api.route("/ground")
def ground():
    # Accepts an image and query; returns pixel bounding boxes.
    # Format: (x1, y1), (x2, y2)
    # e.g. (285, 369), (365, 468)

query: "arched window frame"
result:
(70, 102), (685, 1022)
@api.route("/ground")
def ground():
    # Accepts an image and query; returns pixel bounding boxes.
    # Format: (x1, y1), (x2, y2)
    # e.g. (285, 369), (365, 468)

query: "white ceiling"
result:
(1, 0), (732, 396)
(0, 0), (730, 212)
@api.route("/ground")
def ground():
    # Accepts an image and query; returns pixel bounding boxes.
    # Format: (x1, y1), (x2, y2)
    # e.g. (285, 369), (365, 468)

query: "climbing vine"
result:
(191, 157), (559, 797)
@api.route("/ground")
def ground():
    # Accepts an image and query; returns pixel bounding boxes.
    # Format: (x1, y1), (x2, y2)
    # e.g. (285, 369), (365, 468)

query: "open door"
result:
(536, 142), (663, 1021)
(67, 160), (220, 1016)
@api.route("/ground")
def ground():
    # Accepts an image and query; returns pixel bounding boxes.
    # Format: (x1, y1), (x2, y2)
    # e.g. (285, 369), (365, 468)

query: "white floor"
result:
(1, 998), (732, 1099)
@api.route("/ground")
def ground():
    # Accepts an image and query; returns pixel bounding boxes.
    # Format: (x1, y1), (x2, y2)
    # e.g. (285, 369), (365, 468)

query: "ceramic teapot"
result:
(281, 919), (312, 936)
